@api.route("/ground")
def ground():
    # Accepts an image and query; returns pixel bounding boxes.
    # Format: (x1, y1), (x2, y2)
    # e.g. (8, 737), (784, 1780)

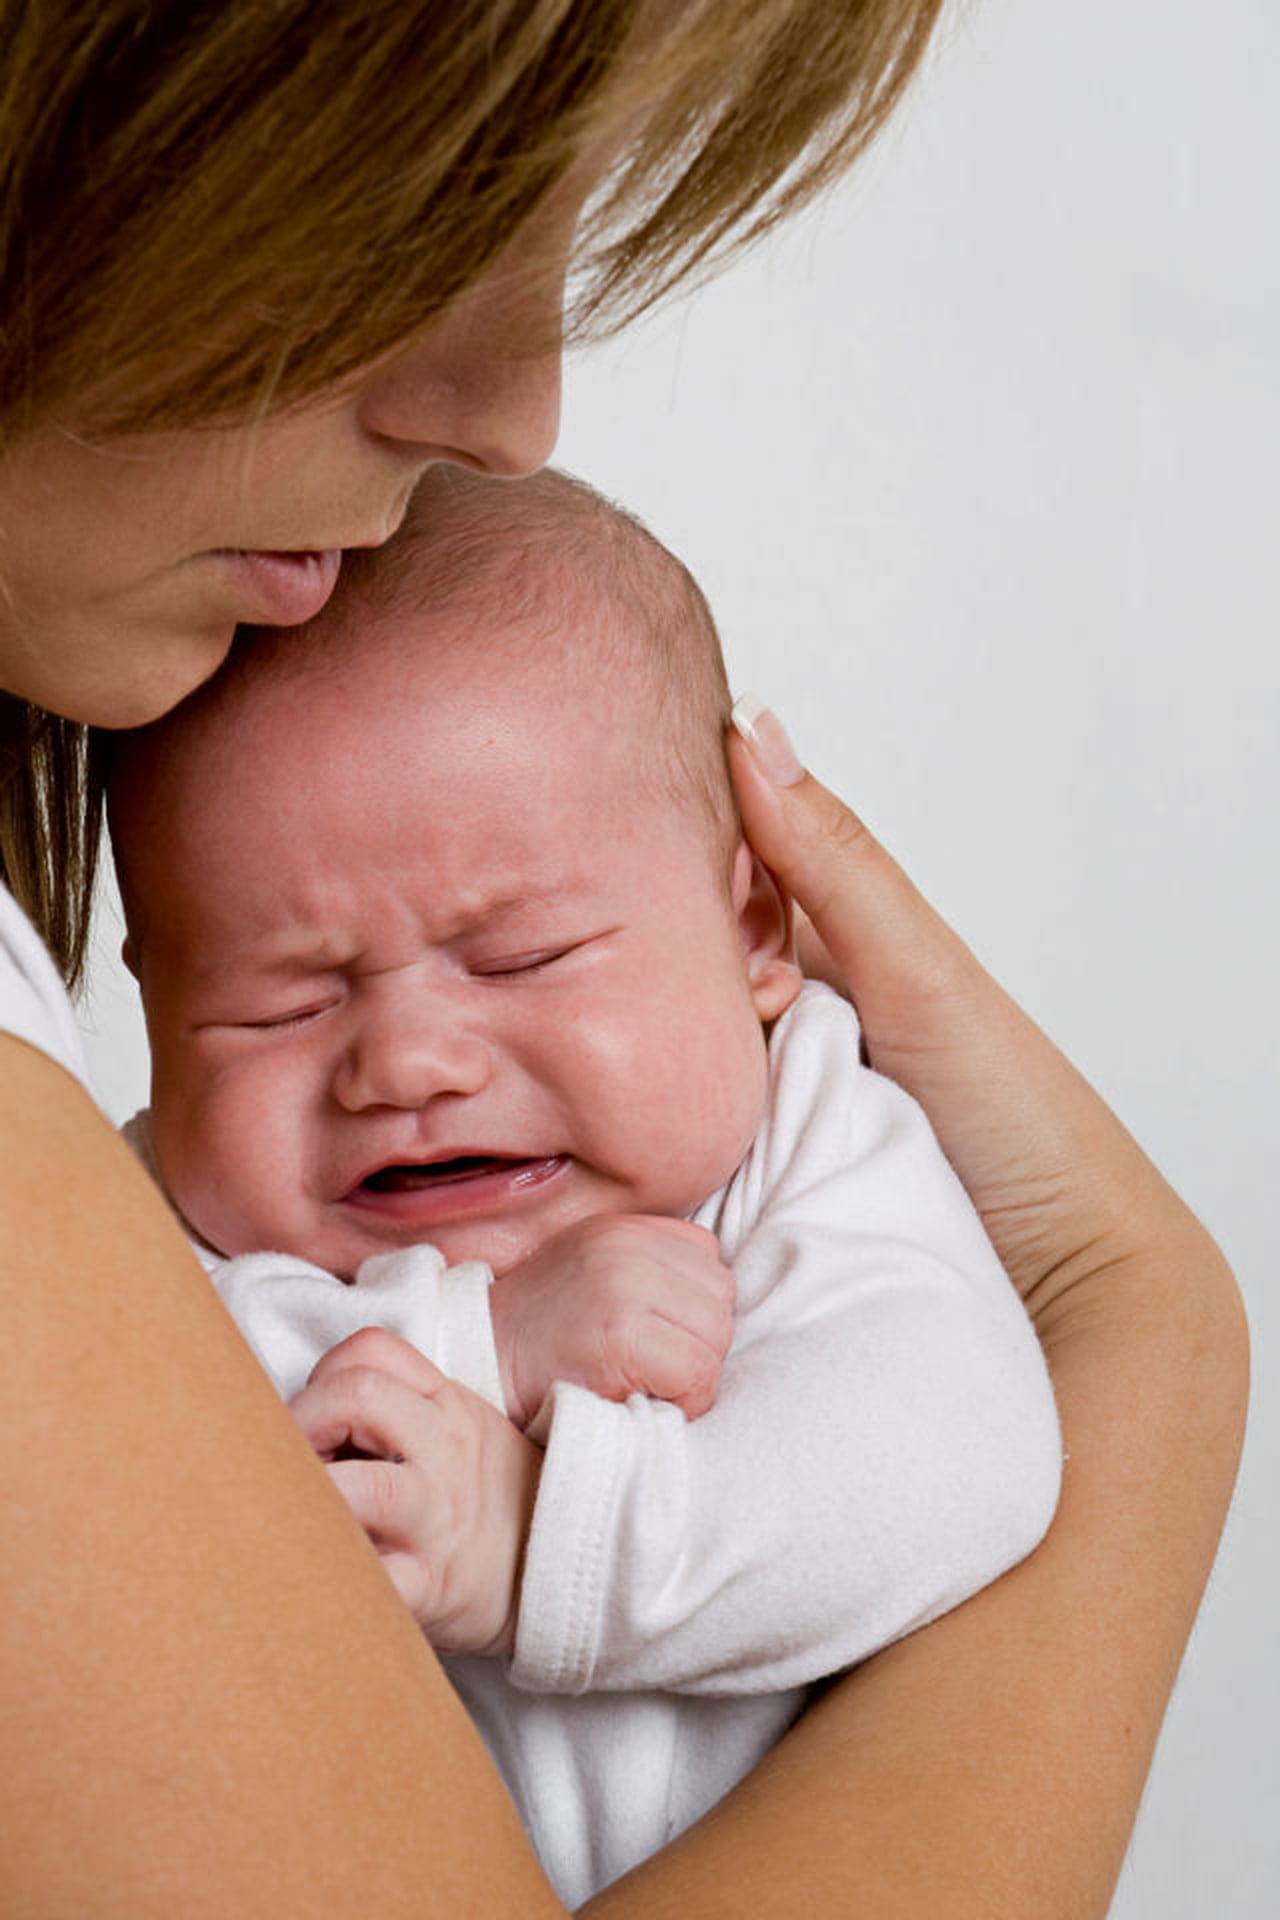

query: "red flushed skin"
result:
(131, 585), (801, 1278)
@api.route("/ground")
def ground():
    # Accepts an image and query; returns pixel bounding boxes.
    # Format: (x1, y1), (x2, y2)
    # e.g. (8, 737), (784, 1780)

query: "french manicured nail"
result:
(731, 694), (805, 787)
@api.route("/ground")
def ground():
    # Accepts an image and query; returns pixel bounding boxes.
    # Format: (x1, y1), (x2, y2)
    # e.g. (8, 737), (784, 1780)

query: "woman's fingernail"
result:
(731, 694), (805, 787)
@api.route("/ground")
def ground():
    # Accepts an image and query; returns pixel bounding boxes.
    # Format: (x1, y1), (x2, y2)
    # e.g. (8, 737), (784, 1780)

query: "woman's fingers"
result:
(727, 700), (989, 1054)
(726, 701), (1031, 1141)
(726, 701), (1199, 1307)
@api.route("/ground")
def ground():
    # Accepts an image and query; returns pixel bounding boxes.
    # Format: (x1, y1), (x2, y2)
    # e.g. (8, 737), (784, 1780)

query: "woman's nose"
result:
(356, 269), (563, 480)
(331, 1009), (493, 1113)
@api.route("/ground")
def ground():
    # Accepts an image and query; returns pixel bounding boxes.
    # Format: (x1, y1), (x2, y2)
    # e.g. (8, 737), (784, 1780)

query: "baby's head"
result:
(109, 468), (801, 1277)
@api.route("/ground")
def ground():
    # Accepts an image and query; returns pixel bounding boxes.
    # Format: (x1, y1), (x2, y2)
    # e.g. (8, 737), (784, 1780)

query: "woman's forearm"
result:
(586, 1206), (1246, 1918)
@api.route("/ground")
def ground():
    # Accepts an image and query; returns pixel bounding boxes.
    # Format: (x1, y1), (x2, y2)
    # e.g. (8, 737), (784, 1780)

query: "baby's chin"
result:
(169, 1196), (366, 1281)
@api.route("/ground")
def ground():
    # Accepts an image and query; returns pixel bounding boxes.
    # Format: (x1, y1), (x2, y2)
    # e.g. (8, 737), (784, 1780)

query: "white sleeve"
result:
(207, 1243), (506, 1411)
(0, 883), (91, 1088)
(509, 986), (1062, 1698)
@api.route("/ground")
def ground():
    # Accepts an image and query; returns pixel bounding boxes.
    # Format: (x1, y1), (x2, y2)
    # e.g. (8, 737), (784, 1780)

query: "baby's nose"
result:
(331, 1011), (492, 1112)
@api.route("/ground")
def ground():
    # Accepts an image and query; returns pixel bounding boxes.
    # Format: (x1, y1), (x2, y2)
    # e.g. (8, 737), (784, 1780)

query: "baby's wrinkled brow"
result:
(198, 878), (600, 979)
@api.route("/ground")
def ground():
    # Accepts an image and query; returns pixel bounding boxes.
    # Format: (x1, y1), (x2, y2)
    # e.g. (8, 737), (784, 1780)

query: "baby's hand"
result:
(289, 1327), (539, 1656)
(490, 1215), (735, 1428)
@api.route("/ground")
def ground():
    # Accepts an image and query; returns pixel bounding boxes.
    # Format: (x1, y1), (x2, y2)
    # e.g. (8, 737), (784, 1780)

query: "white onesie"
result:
(129, 983), (1062, 1908)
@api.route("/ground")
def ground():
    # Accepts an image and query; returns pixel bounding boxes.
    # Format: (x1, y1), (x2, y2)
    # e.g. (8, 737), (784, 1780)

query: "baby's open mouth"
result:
(359, 1156), (522, 1192)
(343, 1154), (570, 1222)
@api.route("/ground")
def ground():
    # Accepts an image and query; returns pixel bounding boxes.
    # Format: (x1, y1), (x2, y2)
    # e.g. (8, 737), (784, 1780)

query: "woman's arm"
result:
(589, 1223), (1241, 1918)
(0, 1036), (563, 1918)
(580, 729), (1246, 1917)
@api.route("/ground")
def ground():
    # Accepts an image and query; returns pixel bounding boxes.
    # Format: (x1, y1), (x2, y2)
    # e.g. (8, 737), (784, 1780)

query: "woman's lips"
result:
(213, 547), (342, 625)
(341, 1154), (570, 1228)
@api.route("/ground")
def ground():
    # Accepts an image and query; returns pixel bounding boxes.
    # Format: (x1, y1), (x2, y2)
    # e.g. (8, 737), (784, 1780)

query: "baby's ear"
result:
(731, 841), (803, 1022)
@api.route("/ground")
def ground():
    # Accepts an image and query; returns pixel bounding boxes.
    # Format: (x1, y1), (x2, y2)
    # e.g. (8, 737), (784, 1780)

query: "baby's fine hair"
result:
(331, 467), (739, 860)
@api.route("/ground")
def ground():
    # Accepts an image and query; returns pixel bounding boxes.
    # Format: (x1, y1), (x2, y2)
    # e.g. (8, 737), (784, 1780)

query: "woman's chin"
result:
(87, 629), (238, 730)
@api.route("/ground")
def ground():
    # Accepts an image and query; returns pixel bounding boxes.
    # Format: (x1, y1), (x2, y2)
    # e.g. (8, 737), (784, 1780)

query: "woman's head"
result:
(1, 0), (942, 439)
(0, 0), (943, 978)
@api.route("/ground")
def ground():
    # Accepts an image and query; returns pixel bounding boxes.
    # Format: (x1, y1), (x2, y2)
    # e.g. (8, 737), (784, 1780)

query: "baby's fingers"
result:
(377, 1549), (437, 1620)
(324, 1468), (440, 1622)
(621, 1318), (727, 1421)
(303, 1326), (446, 1396)
(290, 1364), (442, 1464)
(327, 1454), (423, 1553)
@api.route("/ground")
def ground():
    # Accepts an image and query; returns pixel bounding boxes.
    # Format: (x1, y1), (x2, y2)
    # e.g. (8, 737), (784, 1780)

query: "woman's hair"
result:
(0, 698), (109, 988)
(0, 0), (943, 982)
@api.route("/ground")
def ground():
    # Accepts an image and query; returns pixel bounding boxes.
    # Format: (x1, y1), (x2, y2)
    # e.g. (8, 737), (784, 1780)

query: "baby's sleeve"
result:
(508, 987), (1062, 1698)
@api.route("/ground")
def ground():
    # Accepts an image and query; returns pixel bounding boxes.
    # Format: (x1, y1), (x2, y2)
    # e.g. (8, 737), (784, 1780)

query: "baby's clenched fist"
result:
(489, 1214), (735, 1427)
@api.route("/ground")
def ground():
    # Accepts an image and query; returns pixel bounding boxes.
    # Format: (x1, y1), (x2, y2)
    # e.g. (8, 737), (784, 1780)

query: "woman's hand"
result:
(727, 698), (1238, 1322)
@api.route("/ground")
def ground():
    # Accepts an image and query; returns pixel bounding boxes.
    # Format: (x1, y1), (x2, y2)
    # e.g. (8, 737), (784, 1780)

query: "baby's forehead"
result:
(298, 567), (671, 762)
(112, 490), (730, 877)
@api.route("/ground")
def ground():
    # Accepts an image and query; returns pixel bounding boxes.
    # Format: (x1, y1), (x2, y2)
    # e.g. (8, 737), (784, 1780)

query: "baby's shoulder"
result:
(765, 980), (864, 1106)
(707, 984), (868, 1221)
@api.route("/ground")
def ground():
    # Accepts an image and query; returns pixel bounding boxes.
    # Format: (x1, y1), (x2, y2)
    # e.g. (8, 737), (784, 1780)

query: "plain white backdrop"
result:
(81, 2), (1277, 1913)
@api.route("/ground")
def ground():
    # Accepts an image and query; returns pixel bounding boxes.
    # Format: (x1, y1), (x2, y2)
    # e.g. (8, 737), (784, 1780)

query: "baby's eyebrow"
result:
(193, 882), (597, 979)
(186, 932), (358, 982)
(459, 880), (590, 923)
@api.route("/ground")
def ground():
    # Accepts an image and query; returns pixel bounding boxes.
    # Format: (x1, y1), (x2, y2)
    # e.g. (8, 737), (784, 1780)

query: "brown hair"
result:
(1, 0), (944, 981)
(0, 698), (108, 989)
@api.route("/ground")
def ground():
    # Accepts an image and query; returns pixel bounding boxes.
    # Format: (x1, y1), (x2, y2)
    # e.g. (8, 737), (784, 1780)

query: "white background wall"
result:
(82, 2), (1277, 1912)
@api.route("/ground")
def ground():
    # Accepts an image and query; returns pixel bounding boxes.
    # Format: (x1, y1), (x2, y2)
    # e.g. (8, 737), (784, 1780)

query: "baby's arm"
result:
(207, 1215), (733, 1422)
(207, 1221), (735, 1653)
(509, 988), (1064, 1698)
(206, 1242), (508, 1409)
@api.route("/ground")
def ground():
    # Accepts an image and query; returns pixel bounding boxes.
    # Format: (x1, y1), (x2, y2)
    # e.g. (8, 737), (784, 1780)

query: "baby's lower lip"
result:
(212, 548), (342, 625)
(341, 1155), (570, 1228)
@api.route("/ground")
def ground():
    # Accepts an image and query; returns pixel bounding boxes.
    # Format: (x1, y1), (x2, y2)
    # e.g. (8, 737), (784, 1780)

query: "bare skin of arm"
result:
(0, 749), (1246, 1916)
(0, 1037), (563, 1919)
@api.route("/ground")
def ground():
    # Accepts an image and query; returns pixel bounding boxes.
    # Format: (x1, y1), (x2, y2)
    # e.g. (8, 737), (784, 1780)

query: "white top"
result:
(0, 881), (90, 1085)
(169, 984), (1062, 1907)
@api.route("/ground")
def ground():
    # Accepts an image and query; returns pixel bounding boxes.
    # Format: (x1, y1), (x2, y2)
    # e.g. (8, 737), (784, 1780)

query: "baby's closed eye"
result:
(465, 928), (618, 980)
(191, 984), (346, 1035)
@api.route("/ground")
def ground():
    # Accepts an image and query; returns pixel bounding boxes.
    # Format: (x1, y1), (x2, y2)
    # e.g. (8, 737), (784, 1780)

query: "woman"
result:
(0, 4), (1246, 1914)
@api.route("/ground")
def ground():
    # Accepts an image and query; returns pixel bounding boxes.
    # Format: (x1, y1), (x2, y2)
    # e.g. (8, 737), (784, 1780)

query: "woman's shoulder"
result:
(0, 881), (91, 1087)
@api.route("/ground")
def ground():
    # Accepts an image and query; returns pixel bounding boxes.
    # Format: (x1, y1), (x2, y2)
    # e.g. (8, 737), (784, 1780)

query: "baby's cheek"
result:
(150, 1056), (293, 1257)
(678, 1044), (769, 1197)
(608, 1011), (769, 1215)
